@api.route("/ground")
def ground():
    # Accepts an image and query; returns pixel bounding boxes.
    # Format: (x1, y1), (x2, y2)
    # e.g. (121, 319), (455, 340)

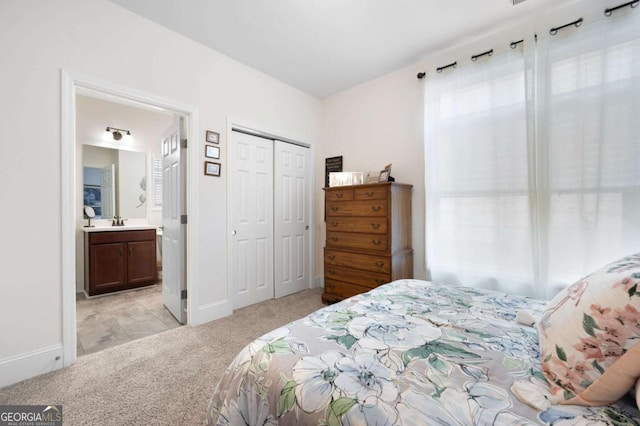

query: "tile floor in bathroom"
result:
(76, 283), (181, 356)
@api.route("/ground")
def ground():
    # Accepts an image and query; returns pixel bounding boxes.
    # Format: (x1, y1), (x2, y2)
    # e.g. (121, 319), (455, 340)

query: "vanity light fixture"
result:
(104, 126), (132, 142)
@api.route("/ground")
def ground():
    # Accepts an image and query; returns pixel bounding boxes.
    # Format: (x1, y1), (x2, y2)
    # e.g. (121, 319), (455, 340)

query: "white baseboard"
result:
(314, 275), (324, 288)
(0, 345), (64, 388)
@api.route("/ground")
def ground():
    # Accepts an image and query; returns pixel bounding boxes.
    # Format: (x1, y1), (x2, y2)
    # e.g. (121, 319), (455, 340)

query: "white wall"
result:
(320, 64), (427, 280)
(0, 0), (320, 385)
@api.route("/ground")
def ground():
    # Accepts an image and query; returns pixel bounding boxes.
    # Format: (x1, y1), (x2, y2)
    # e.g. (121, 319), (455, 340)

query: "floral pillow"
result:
(538, 253), (640, 406)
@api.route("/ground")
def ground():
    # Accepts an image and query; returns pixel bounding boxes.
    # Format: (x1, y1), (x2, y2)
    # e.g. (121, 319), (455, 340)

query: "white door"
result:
(230, 131), (274, 309)
(274, 141), (312, 298)
(100, 164), (115, 219)
(161, 118), (186, 324)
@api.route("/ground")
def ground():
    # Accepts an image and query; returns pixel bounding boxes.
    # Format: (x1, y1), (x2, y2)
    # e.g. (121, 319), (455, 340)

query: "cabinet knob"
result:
(372, 239), (381, 246)
(375, 261), (384, 267)
(331, 222), (338, 227)
(328, 255), (336, 260)
(336, 193), (343, 198)
(366, 191), (374, 197)
(327, 284), (335, 290)
(331, 206), (338, 212)
(371, 223), (381, 229)
(331, 237), (339, 242)
(375, 279), (386, 285)
(371, 206), (381, 212)
(328, 270), (336, 275)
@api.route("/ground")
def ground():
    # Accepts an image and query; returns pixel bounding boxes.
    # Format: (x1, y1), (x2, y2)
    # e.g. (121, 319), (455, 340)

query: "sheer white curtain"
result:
(425, 9), (640, 299)
(425, 46), (537, 297)
(536, 12), (640, 297)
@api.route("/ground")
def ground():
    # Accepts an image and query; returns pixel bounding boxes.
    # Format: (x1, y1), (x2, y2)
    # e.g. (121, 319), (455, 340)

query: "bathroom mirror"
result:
(83, 145), (147, 220)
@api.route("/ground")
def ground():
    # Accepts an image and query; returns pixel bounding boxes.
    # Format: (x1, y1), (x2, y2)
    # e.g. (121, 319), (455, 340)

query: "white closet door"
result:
(230, 131), (274, 309)
(274, 140), (311, 298)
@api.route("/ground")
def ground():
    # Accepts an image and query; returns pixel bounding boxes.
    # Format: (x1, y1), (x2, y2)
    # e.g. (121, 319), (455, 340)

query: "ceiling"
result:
(109, 0), (570, 98)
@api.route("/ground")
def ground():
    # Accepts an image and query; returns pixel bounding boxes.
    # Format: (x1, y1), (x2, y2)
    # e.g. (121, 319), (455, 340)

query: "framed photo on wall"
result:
(205, 145), (220, 159)
(204, 161), (221, 177)
(206, 130), (220, 144)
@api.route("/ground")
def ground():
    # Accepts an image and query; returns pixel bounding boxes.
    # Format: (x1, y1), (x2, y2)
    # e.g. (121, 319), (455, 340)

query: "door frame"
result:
(226, 117), (316, 309)
(61, 70), (200, 367)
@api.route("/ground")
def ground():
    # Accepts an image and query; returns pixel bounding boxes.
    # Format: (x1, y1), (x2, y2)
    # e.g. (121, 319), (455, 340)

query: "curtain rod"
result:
(437, 62), (457, 73)
(416, 39), (523, 79)
(471, 49), (493, 62)
(605, 0), (639, 16)
(549, 17), (582, 35)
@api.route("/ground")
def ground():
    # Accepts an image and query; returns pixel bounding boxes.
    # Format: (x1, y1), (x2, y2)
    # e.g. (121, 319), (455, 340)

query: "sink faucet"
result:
(112, 215), (126, 226)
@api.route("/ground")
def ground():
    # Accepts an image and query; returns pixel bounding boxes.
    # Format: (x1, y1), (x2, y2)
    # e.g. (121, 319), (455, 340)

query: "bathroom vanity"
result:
(84, 227), (157, 296)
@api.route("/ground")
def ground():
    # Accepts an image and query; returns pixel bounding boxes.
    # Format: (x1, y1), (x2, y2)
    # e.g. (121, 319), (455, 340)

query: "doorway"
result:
(73, 94), (184, 355)
(228, 127), (313, 309)
(61, 71), (199, 367)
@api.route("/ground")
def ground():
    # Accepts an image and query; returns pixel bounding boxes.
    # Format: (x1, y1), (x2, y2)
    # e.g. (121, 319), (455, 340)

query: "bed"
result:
(206, 279), (640, 425)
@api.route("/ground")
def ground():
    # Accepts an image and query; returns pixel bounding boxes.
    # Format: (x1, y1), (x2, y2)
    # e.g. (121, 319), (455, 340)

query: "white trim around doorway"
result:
(61, 70), (200, 368)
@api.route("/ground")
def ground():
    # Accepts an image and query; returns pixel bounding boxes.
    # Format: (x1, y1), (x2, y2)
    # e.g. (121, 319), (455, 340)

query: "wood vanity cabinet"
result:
(85, 229), (157, 296)
(323, 182), (413, 303)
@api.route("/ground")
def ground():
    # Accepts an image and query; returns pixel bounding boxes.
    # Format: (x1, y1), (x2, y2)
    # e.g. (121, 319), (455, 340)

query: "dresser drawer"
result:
(324, 249), (390, 274)
(326, 231), (388, 252)
(325, 264), (390, 288)
(324, 279), (371, 300)
(354, 186), (388, 200)
(326, 189), (354, 201)
(326, 200), (387, 217)
(326, 217), (387, 234)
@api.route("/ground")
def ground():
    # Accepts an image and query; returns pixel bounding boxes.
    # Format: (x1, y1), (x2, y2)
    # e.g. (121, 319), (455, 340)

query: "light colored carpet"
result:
(0, 288), (325, 426)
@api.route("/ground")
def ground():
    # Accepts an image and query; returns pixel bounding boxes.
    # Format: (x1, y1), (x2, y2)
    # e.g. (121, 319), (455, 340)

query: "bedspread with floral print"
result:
(206, 280), (640, 425)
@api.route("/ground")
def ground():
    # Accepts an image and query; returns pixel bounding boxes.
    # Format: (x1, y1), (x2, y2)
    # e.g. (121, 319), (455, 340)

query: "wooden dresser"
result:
(323, 182), (413, 303)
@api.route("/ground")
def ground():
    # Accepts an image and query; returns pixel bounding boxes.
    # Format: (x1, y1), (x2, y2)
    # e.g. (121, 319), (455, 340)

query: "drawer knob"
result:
(371, 223), (381, 229)
(331, 222), (338, 227)
(328, 255), (336, 260)
(375, 279), (386, 285)
(331, 206), (338, 212)
(366, 191), (374, 197)
(371, 206), (381, 212)
(372, 239), (381, 246)
(375, 261), (384, 267)
(331, 237), (339, 242)
(336, 193), (344, 198)
(328, 269), (336, 275)
(327, 284), (335, 290)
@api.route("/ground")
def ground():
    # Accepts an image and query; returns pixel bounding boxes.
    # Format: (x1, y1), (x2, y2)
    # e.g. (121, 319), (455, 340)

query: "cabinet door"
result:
(127, 240), (157, 285)
(90, 242), (126, 293)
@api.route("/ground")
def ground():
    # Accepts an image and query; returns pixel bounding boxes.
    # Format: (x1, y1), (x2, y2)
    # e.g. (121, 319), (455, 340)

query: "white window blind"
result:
(152, 153), (162, 209)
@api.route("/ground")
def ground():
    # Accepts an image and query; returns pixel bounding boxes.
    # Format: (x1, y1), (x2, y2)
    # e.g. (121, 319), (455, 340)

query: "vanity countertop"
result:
(82, 225), (157, 233)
